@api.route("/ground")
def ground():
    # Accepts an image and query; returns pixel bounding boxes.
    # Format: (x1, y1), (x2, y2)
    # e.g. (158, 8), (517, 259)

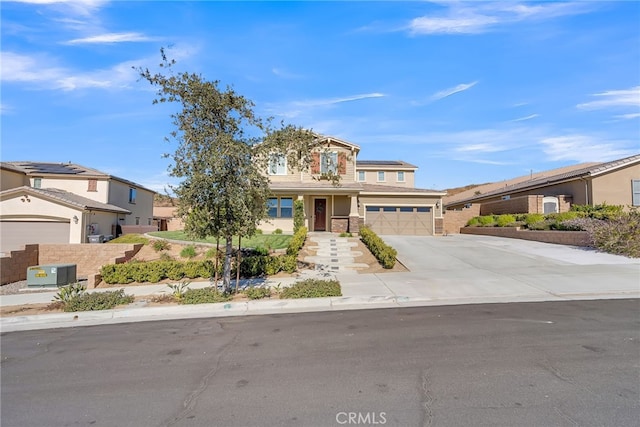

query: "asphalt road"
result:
(2, 299), (639, 427)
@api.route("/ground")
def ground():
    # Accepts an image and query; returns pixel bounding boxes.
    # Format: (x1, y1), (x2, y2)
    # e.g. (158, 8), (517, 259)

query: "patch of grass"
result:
(244, 286), (271, 300)
(108, 234), (149, 245)
(147, 231), (291, 249)
(152, 240), (171, 252)
(180, 245), (197, 259)
(280, 279), (342, 299)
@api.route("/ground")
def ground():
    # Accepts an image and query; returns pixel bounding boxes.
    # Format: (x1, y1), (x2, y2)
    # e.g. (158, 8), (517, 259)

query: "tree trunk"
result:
(222, 237), (233, 292)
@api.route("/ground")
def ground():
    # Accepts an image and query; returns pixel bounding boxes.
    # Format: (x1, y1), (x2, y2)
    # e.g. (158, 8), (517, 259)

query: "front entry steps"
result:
(304, 233), (369, 273)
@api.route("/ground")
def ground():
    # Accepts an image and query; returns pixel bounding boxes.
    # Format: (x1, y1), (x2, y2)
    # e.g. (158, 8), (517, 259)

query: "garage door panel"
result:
(366, 206), (433, 236)
(0, 221), (70, 253)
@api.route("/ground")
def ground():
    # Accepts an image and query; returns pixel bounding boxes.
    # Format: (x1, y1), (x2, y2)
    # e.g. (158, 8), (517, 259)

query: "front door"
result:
(314, 199), (327, 231)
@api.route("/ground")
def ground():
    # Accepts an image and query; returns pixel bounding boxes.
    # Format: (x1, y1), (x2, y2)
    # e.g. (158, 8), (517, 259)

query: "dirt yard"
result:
(0, 237), (407, 318)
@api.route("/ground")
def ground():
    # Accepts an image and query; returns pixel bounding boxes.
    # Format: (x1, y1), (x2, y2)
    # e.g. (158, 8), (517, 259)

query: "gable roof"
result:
(356, 160), (418, 169)
(0, 186), (131, 214)
(316, 135), (360, 151)
(446, 154), (640, 207)
(1, 161), (155, 193)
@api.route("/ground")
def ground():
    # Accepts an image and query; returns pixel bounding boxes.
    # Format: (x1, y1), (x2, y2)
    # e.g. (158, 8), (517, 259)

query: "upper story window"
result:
(33, 178), (42, 189)
(397, 171), (405, 182)
(321, 152), (338, 174)
(377, 171), (385, 182)
(269, 154), (287, 175)
(129, 188), (137, 204)
(358, 171), (366, 181)
(87, 179), (97, 192)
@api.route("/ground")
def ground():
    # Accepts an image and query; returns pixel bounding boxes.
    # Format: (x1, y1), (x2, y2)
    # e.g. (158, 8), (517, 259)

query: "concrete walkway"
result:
(2, 234), (638, 332)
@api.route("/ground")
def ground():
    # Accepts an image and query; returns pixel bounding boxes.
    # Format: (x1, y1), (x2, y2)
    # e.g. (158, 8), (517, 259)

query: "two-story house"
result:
(264, 136), (446, 236)
(0, 162), (155, 254)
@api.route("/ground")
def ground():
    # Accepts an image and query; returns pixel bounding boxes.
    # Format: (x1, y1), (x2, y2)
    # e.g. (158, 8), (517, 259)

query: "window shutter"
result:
(338, 153), (347, 175)
(311, 153), (320, 174)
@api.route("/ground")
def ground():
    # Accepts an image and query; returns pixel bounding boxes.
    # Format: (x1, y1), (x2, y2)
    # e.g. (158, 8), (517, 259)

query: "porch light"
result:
(73, 215), (79, 224)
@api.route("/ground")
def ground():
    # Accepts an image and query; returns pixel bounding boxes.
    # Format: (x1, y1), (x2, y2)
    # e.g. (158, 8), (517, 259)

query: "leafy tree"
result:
(138, 50), (323, 291)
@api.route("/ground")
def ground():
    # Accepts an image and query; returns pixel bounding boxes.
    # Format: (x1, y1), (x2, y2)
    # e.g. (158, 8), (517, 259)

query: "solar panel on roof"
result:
(357, 160), (403, 166)
(21, 163), (82, 174)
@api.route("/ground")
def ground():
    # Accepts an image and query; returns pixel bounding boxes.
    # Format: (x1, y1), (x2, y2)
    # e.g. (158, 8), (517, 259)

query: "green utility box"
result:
(26, 264), (77, 288)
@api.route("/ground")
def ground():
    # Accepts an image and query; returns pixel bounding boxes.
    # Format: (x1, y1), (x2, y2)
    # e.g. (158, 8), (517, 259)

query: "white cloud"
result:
(408, 1), (593, 35)
(540, 135), (635, 162)
(6, 0), (109, 16)
(66, 32), (157, 44)
(294, 93), (386, 107)
(268, 93), (385, 119)
(576, 86), (640, 110)
(430, 81), (477, 101)
(0, 51), (139, 91)
(509, 114), (539, 122)
(614, 113), (640, 120)
(271, 67), (304, 79)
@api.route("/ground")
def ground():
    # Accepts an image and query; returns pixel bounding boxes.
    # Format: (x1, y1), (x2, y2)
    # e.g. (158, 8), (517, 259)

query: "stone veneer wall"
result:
(1, 245), (39, 285)
(460, 226), (590, 246)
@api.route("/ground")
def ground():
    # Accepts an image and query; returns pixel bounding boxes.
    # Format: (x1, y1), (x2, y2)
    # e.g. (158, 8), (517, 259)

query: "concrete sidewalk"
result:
(2, 234), (639, 332)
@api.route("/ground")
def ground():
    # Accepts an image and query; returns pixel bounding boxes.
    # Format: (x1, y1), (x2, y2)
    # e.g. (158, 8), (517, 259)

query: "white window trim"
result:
(377, 171), (386, 182)
(320, 152), (338, 175)
(358, 171), (366, 182)
(269, 154), (287, 176)
(397, 171), (405, 182)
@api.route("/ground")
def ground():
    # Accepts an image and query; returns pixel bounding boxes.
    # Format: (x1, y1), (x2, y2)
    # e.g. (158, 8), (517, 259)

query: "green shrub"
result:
(254, 229), (263, 235)
(359, 226), (397, 269)
(524, 213), (545, 228)
(152, 240), (171, 252)
(280, 279), (342, 299)
(253, 246), (270, 256)
(244, 286), (271, 300)
(63, 289), (134, 312)
(273, 228), (283, 235)
(588, 210), (639, 257)
(496, 214), (516, 227)
(53, 282), (87, 304)
(180, 245), (197, 259)
(280, 255), (298, 273)
(100, 260), (216, 284)
(339, 232), (353, 237)
(478, 215), (496, 226)
(167, 281), (190, 300)
(571, 203), (623, 220)
(181, 287), (233, 304)
(466, 217), (481, 227)
(293, 199), (305, 233)
(286, 226), (308, 256)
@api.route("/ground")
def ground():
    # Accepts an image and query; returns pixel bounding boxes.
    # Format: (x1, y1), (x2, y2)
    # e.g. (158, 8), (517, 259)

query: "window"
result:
(417, 207), (431, 213)
(358, 171), (366, 181)
(135, 217), (140, 225)
(399, 207), (413, 212)
(148, 218), (152, 226)
(129, 188), (137, 204)
(87, 179), (97, 192)
(269, 154), (287, 175)
(267, 197), (293, 218)
(633, 180), (640, 206)
(280, 198), (293, 218)
(33, 178), (42, 189)
(377, 171), (385, 182)
(397, 171), (405, 182)
(267, 198), (278, 217)
(366, 206), (381, 212)
(383, 207), (396, 212)
(320, 152), (338, 174)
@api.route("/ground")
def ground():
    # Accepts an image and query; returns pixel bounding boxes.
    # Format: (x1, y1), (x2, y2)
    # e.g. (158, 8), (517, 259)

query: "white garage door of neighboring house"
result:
(0, 221), (70, 254)
(365, 206), (433, 235)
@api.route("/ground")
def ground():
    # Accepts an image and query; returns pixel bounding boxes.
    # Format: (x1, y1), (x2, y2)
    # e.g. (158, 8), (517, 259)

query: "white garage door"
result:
(365, 206), (433, 235)
(0, 221), (70, 253)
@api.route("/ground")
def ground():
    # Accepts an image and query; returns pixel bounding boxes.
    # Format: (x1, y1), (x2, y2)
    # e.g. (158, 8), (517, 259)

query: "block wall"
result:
(460, 227), (590, 246)
(0, 245), (39, 285)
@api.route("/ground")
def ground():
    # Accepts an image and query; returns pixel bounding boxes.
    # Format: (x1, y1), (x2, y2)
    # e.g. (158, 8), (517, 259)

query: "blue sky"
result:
(1, 1), (639, 193)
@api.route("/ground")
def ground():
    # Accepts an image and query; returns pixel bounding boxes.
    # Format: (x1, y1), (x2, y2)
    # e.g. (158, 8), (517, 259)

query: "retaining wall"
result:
(460, 226), (590, 246)
(0, 245), (39, 285)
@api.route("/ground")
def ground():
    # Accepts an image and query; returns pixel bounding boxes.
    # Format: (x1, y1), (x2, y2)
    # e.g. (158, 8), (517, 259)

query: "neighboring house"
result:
(264, 136), (446, 235)
(0, 162), (155, 254)
(444, 154), (640, 227)
(152, 206), (184, 231)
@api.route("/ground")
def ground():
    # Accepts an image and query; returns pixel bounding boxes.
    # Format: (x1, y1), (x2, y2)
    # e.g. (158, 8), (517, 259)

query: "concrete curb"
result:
(2, 291), (638, 333)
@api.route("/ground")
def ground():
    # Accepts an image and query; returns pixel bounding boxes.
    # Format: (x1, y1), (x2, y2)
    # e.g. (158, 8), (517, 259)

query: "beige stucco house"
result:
(0, 162), (155, 254)
(263, 136), (446, 235)
(443, 154), (640, 231)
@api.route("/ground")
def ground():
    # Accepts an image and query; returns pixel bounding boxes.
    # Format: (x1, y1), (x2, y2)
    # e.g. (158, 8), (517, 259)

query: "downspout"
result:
(581, 177), (589, 205)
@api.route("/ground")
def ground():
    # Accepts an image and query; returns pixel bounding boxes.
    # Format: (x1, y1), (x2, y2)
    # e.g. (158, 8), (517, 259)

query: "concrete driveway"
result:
(340, 234), (640, 304)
